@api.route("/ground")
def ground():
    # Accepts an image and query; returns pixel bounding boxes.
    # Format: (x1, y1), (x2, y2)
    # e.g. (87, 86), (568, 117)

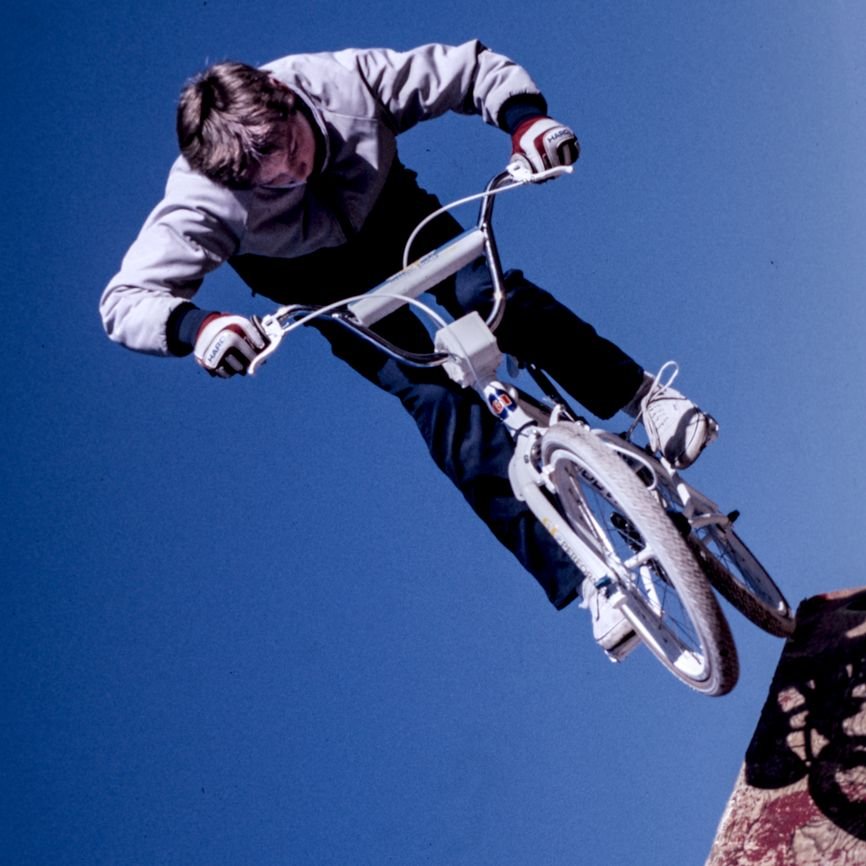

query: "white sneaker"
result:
(581, 577), (640, 662)
(637, 363), (718, 469)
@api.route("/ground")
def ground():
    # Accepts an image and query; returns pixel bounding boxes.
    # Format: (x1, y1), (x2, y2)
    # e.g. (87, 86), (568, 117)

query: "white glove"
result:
(510, 116), (579, 175)
(194, 313), (268, 378)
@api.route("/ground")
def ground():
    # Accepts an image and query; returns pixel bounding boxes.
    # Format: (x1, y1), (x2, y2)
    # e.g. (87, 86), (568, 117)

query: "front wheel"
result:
(542, 422), (739, 696)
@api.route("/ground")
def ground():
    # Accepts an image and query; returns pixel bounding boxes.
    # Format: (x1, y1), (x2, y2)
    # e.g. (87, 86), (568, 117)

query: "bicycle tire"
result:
(685, 526), (795, 637)
(541, 422), (739, 696)
(593, 432), (795, 639)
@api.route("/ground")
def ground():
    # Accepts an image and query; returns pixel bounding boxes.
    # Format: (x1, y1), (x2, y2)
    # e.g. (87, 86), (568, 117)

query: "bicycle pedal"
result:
(603, 629), (641, 663)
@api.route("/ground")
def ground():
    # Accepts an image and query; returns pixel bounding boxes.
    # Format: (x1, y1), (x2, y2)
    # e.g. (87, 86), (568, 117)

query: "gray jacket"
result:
(99, 41), (543, 355)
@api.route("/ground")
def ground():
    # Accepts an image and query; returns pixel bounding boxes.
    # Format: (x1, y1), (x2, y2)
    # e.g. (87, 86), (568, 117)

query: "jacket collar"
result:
(291, 88), (330, 176)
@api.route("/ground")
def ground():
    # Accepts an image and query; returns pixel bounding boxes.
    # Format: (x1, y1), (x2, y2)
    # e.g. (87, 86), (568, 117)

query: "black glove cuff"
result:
(498, 94), (549, 133)
(165, 302), (215, 356)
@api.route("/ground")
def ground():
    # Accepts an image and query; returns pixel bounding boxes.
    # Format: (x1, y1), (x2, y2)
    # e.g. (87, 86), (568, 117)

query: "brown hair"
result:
(176, 61), (297, 188)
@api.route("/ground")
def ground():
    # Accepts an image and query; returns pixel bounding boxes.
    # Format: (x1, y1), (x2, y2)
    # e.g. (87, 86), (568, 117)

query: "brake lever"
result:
(247, 313), (285, 376)
(505, 162), (574, 184)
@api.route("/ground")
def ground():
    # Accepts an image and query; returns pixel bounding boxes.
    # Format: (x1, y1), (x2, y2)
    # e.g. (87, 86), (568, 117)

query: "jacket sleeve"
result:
(345, 41), (545, 133)
(99, 158), (246, 356)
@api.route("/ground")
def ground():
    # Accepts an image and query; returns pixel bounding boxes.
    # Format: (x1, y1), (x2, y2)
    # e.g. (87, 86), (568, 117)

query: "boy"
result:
(101, 41), (715, 658)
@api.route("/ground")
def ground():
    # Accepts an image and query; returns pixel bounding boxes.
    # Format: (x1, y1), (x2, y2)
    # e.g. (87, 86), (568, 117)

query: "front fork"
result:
(432, 310), (633, 588)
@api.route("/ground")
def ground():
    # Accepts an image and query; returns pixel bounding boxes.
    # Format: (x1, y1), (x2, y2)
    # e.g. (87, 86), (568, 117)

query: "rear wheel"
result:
(593, 431), (795, 638)
(542, 423), (739, 696)
(686, 525), (795, 637)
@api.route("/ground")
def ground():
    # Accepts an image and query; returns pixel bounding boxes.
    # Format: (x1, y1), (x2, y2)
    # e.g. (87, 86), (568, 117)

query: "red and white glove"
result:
(510, 116), (579, 175)
(193, 313), (268, 378)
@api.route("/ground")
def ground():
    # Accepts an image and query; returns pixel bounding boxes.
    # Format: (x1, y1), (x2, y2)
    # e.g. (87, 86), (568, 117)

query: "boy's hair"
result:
(176, 61), (297, 188)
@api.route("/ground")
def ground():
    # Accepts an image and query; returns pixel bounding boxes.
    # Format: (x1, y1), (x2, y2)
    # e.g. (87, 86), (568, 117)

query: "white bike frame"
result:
(251, 165), (735, 597)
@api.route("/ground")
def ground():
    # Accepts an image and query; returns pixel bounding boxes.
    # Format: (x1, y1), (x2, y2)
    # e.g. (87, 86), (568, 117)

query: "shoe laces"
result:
(579, 577), (606, 619)
(626, 360), (680, 450)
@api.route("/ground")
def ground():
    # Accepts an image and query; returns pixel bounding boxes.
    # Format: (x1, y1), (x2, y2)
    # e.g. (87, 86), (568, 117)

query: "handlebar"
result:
(249, 164), (573, 375)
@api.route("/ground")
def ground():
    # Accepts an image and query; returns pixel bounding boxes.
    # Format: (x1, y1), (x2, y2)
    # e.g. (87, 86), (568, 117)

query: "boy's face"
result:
(252, 112), (317, 187)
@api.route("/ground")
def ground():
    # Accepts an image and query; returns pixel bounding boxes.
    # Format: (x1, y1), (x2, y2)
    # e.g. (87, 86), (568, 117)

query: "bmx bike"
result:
(249, 165), (795, 696)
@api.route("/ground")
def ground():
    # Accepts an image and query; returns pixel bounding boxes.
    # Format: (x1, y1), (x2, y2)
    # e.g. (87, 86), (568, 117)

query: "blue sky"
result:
(4, 2), (866, 863)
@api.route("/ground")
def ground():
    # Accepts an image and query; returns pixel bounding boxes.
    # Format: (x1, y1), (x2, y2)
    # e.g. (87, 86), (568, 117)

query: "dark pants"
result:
(231, 163), (644, 609)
